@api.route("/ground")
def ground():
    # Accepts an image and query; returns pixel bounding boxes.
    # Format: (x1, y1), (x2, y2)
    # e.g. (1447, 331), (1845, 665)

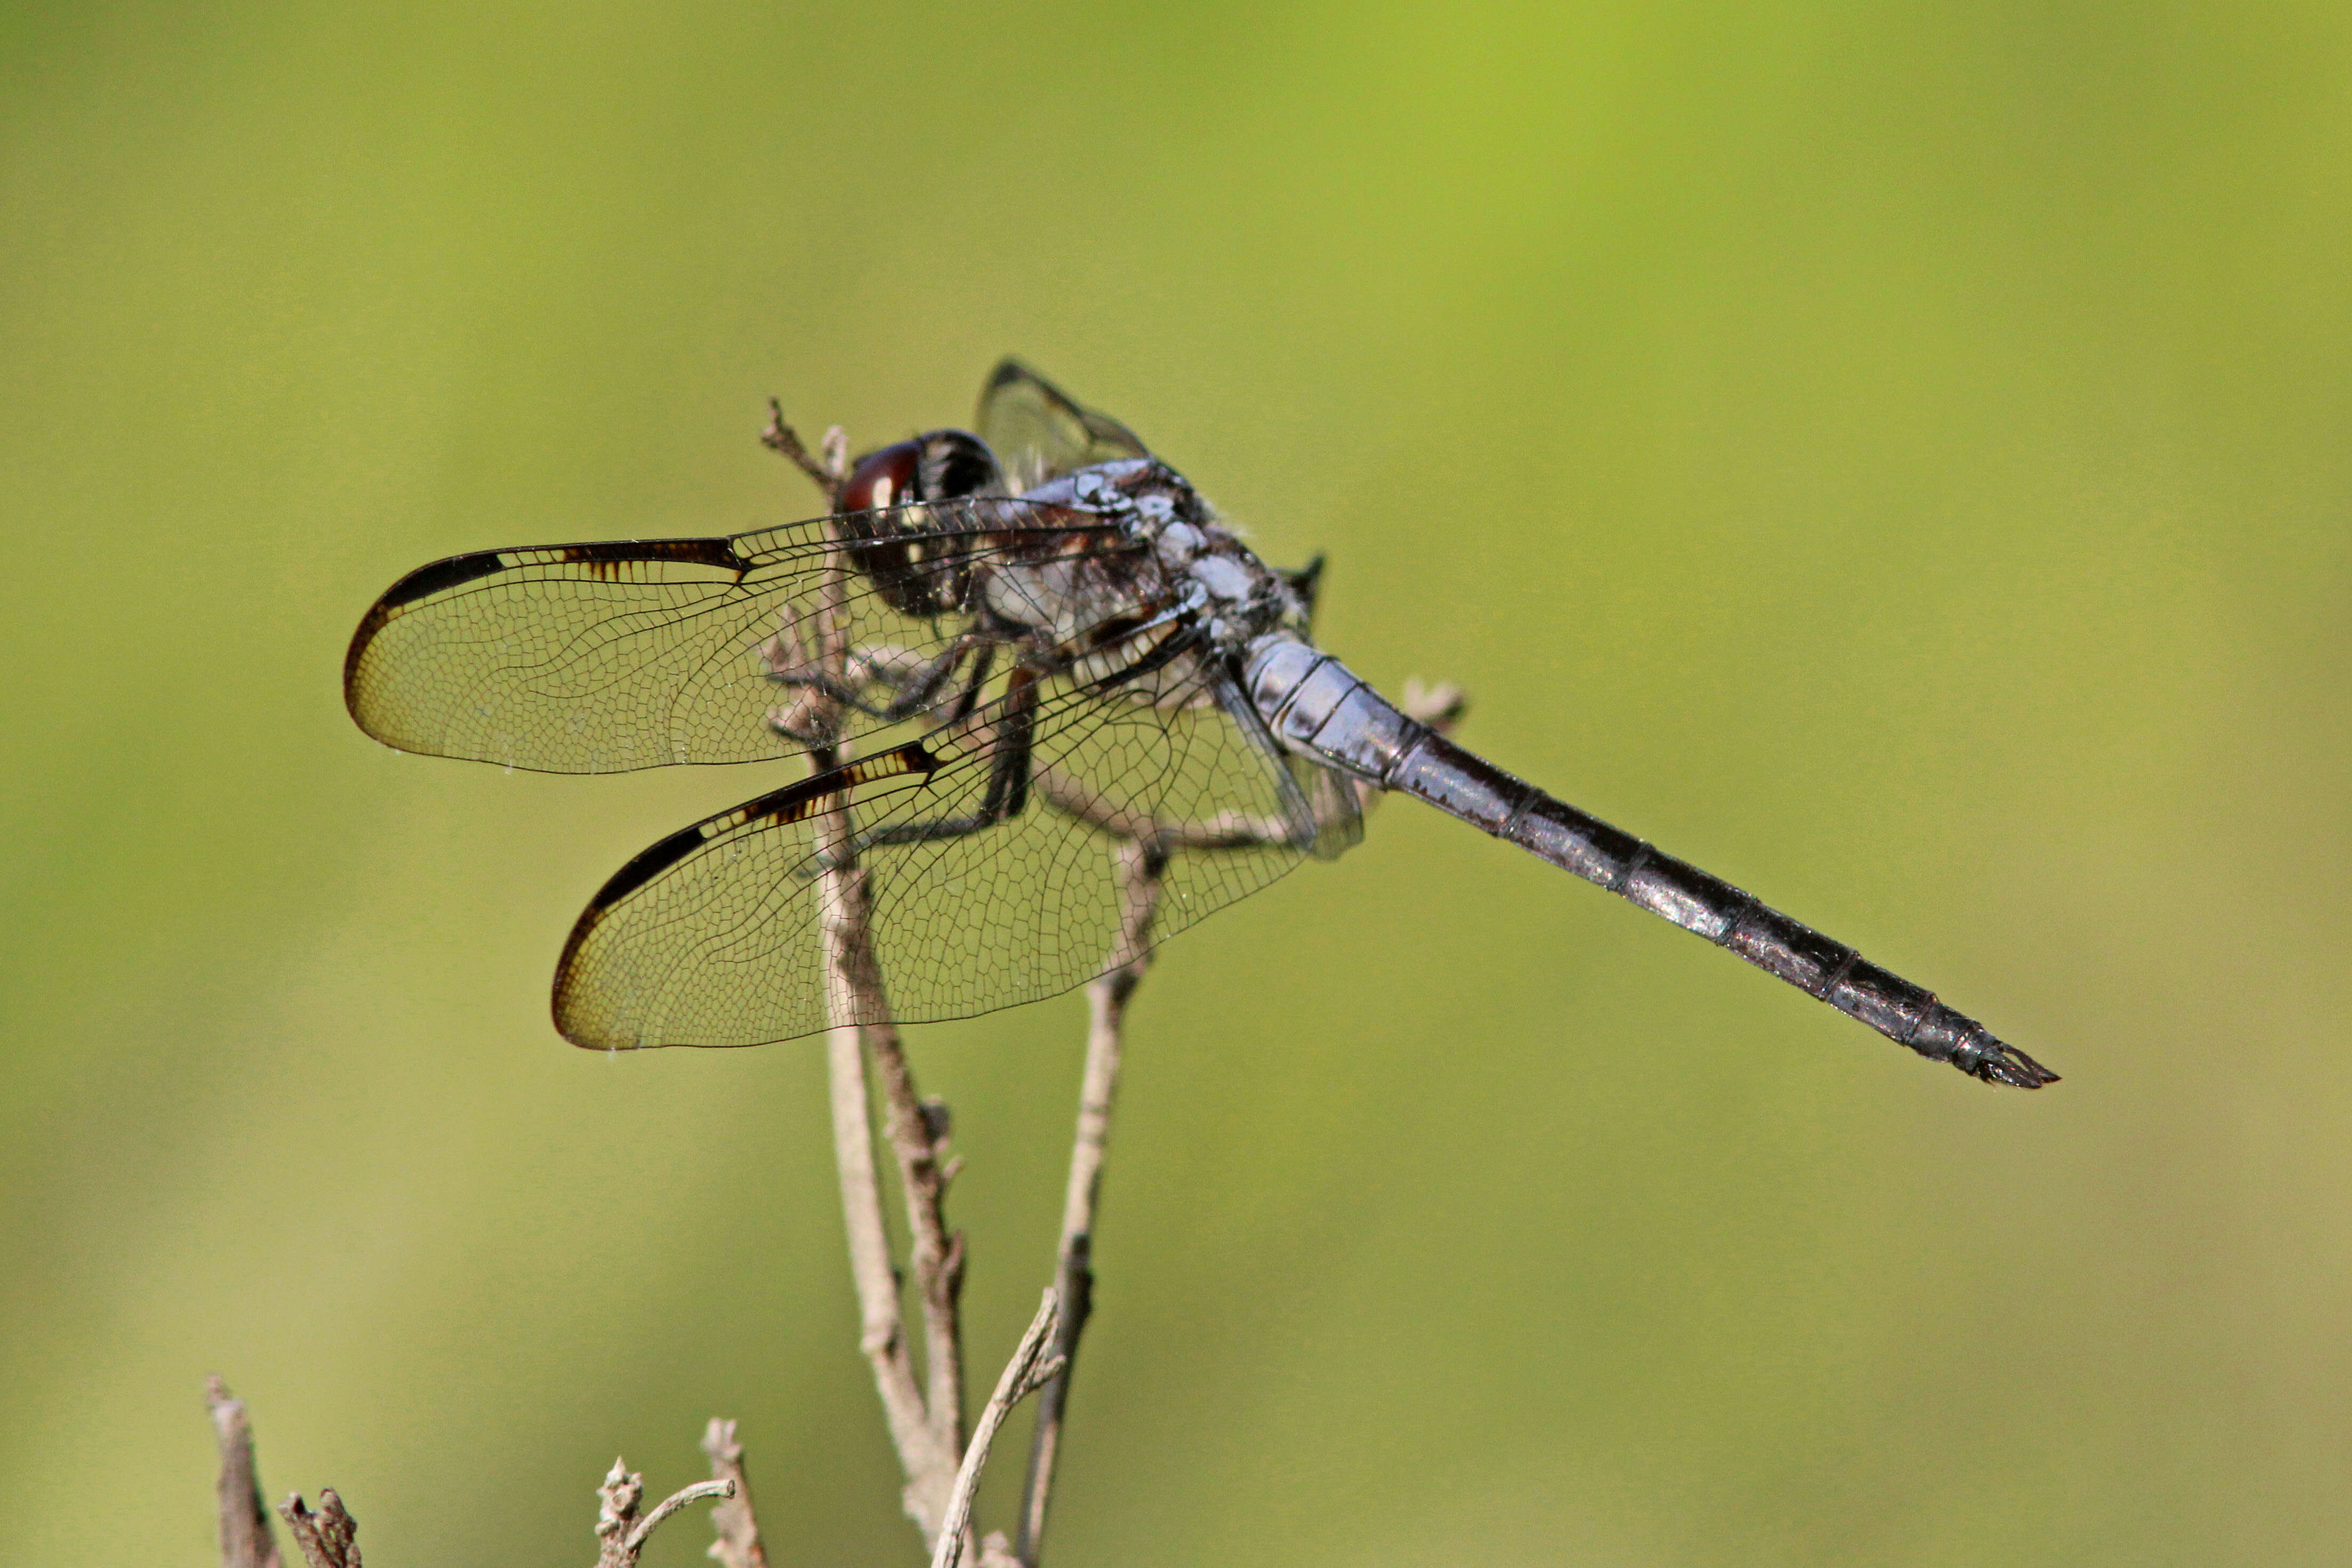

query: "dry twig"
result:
(207, 1376), (285, 1568)
(1013, 834), (1159, 1561)
(278, 1492), (362, 1568)
(200, 413), (1466, 1568)
(1015, 678), (1468, 1563)
(766, 399), (1471, 1564)
(933, 1291), (1067, 1568)
(700, 1419), (772, 1568)
(594, 1458), (735, 1568)
(772, 408), (970, 1545)
(762, 399), (846, 505)
(870, 1019), (970, 1463)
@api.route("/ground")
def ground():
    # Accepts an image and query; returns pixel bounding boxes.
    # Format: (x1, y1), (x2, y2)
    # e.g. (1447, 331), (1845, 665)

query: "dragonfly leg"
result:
(772, 637), (980, 724)
(791, 670), (1041, 878)
(855, 679), (1037, 854)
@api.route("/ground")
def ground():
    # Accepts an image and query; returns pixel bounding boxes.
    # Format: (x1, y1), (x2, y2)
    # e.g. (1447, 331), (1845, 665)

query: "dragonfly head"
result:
(839, 429), (1002, 513)
(832, 430), (1005, 620)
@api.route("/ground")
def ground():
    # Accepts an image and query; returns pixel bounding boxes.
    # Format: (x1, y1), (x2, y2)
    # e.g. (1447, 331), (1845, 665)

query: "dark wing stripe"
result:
(383, 549), (513, 607)
(578, 742), (944, 918)
(583, 819), (711, 913)
(742, 743), (943, 830)
(343, 549), (510, 706)
(551, 741), (958, 1046)
(345, 539), (749, 726)
(849, 741), (942, 785)
(553, 539), (744, 570)
(549, 620), (1317, 1050)
(728, 500), (1125, 567)
(345, 499), (1147, 771)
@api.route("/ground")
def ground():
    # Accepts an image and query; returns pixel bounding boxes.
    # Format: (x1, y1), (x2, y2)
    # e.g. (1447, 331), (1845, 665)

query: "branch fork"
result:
(198, 411), (1473, 1568)
(760, 402), (1472, 1565)
(595, 1459), (736, 1568)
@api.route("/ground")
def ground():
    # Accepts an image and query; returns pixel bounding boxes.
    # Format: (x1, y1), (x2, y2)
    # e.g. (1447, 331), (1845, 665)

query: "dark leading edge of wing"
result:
(342, 500), (1140, 776)
(550, 665), (1319, 1051)
(343, 530), (782, 771)
(552, 741), (950, 1049)
(344, 535), (752, 702)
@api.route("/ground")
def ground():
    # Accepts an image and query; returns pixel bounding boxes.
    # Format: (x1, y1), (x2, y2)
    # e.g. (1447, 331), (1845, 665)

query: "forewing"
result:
(343, 499), (1132, 773)
(976, 360), (1151, 493)
(553, 657), (1314, 1049)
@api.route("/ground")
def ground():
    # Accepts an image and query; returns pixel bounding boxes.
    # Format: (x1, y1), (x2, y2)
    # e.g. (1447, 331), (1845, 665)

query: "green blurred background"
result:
(4, 1), (2348, 1563)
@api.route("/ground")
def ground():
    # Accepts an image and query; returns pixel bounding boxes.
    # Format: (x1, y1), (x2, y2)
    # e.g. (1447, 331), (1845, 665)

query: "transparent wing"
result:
(976, 360), (1151, 494)
(342, 498), (1137, 773)
(1291, 759), (1365, 860)
(553, 654), (1317, 1049)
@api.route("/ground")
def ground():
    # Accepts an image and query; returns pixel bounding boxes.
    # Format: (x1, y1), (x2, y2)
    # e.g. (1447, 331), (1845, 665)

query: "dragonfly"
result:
(344, 362), (2056, 1088)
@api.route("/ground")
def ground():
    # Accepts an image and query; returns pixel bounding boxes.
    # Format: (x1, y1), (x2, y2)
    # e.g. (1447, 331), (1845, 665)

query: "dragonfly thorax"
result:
(1031, 458), (1307, 657)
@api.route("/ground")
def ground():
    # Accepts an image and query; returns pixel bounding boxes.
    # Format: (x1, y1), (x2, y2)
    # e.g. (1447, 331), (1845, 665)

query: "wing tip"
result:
(985, 355), (1040, 392)
(341, 613), (383, 729)
(341, 549), (513, 741)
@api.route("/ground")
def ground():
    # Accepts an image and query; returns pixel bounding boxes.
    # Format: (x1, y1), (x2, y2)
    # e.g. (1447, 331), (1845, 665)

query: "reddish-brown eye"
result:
(840, 441), (921, 514)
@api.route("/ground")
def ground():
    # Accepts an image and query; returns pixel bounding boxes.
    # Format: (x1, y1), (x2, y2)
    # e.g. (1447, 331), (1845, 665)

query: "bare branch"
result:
(824, 816), (969, 1537)
(867, 1018), (969, 1477)
(791, 435), (967, 1546)
(630, 1482), (736, 1555)
(1015, 833), (1166, 1564)
(822, 848), (963, 1542)
(207, 1377), (284, 1568)
(277, 1492), (361, 1568)
(594, 1460), (645, 1568)
(595, 1458), (734, 1568)
(700, 1419), (771, 1568)
(1031, 763), (1293, 849)
(764, 395), (1471, 1565)
(1016, 673), (1470, 1562)
(934, 1291), (1066, 1568)
(763, 402), (847, 505)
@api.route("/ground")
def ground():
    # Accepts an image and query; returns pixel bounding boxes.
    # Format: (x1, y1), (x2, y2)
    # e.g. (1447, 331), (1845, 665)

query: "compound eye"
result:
(918, 429), (1001, 500)
(840, 441), (922, 513)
